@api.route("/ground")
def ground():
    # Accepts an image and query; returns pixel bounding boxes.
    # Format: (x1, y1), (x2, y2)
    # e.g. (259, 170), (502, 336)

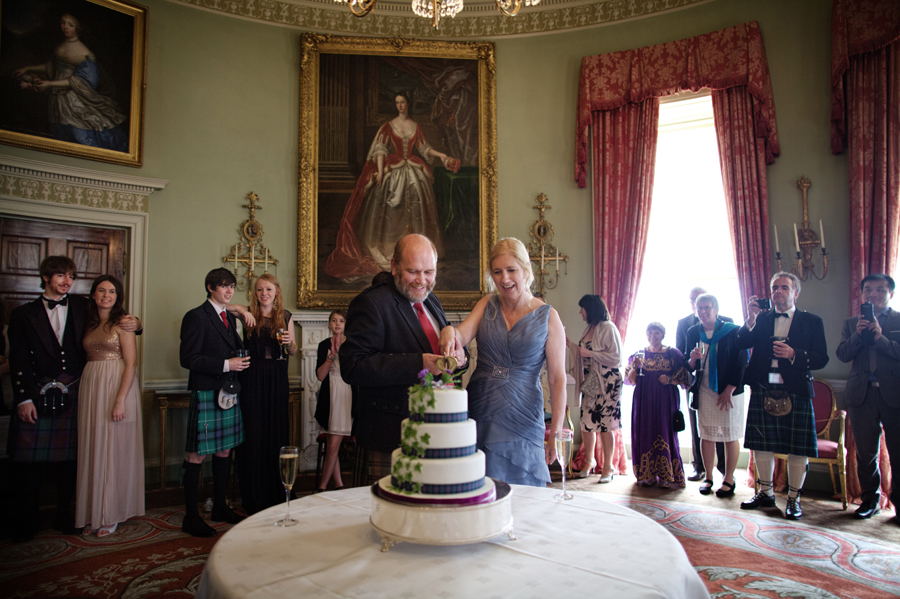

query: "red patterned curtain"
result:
(576, 21), (779, 333)
(831, 0), (900, 313)
(591, 100), (659, 341)
(712, 87), (773, 320)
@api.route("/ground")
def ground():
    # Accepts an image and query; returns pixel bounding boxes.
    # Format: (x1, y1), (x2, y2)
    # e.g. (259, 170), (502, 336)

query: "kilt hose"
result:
(744, 386), (818, 458)
(184, 390), (244, 455)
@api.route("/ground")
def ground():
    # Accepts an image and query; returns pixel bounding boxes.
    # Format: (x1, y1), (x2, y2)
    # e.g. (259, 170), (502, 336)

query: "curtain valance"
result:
(830, 0), (900, 153)
(576, 21), (779, 187)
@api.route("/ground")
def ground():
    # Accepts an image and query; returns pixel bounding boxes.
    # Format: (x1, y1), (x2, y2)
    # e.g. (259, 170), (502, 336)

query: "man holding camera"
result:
(735, 272), (828, 519)
(836, 274), (900, 521)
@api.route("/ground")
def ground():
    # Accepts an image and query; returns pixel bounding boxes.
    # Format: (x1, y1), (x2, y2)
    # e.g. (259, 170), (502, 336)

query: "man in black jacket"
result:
(735, 272), (828, 520)
(179, 268), (248, 537)
(340, 235), (467, 484)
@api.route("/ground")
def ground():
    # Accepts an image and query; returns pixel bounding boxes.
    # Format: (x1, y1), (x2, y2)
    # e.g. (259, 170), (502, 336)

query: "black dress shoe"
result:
(740, 491), (777, 510)
(687, 469), (706, 482)
(211, 507), (245, 525)
(182, 516), (217, 538)
(785, 497), (803, 520)
(854, 499), (881, 519)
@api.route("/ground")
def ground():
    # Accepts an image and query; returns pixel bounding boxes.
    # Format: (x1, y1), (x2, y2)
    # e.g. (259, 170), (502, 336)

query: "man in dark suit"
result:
(676, 286), (732, 481)
(735, 272), (828, 520)
(340, 234), (468, 484)
(179, 268), (249, 537)
(8, 256), (140, 542)
(836, 273), (900, 521)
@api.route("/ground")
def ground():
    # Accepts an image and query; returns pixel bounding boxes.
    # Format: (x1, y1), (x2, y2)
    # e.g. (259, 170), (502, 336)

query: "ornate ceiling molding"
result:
(171, 0), (715, 39)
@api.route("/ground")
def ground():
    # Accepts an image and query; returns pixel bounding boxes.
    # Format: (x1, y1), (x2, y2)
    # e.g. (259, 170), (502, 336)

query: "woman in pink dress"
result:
(76, 275), (144, 537)
(325, 91), (453, 281)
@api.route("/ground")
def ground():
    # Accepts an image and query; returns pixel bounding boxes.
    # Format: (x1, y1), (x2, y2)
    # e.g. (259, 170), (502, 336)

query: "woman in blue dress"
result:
(440, 238), (567, 486)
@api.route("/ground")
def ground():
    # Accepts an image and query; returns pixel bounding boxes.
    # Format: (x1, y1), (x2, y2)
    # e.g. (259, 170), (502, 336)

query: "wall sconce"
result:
(774, 177), (828, 281)
(526, 193), (567, 297)
(223, 192), (279, 299)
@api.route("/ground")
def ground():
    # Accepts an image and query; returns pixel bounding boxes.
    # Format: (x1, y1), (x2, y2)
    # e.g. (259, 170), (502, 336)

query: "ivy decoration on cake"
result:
(391, 369), (459, 494)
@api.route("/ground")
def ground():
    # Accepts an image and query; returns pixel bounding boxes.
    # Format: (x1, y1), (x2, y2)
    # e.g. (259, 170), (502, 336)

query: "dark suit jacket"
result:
(836, 308), (900, 408)
(8, 295), (89, 406)
(676, 313), (734, 357)
(684, 319), (748, 394)
(180, 301), (244, 392)
(340, 279), (466, 452)
(735, 309), (828, 398)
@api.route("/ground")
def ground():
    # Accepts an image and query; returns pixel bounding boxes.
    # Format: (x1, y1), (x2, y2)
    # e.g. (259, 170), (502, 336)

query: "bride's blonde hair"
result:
(485, 237), (535, 294)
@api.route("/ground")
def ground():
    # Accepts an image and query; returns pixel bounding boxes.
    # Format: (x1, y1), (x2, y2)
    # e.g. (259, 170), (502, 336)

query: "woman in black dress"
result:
(315, 310), (353, 492)
(234, 274), (297, 514)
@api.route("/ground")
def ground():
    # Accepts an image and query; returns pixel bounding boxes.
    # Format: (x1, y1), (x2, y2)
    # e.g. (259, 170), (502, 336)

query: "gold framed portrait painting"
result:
(0, 0), (147, 167)
(297, 34), (498, 310)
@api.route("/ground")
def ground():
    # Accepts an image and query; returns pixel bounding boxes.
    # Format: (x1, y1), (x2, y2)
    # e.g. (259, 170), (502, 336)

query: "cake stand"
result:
(370, 479), (515, 552)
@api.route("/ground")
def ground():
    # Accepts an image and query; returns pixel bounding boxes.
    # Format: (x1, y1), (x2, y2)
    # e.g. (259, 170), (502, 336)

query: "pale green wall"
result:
(2, 0), (854, 481)
(494, 0), (849, 382)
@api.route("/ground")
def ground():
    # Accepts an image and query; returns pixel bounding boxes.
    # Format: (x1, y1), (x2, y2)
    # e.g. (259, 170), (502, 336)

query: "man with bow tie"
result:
(7, 256), (141, 542)
(735, 272), (828, 520)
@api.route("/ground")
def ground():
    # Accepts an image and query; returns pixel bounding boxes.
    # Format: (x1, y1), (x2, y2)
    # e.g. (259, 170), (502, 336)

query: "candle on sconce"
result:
(555, 251), (559, 272)
(774, 224), (780, 253)
(265, 248), (269, 273)
(233, 244), (238, 271)
(250, 244), (255, 271)
(819, 219), (826, 250)
(793, 223), (800, 254)
(541, 246), (544, 269)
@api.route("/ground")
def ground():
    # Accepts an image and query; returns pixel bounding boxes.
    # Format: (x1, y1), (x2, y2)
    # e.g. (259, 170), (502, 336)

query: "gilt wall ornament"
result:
(223, 192), (279, 298)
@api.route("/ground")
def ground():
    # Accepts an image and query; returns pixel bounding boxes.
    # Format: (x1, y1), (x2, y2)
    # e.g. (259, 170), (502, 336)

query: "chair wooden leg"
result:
(839, 460), (848, 510)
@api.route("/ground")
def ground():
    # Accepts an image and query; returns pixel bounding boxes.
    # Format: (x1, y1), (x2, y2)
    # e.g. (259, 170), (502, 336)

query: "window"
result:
(618, 92), (745, 449)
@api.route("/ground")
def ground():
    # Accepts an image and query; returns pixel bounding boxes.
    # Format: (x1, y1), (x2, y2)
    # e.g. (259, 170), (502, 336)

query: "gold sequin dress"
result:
(76, 325), (145, 529)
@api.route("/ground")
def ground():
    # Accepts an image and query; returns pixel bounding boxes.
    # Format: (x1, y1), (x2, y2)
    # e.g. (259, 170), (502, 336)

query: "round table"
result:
(197, 485), (708, 599)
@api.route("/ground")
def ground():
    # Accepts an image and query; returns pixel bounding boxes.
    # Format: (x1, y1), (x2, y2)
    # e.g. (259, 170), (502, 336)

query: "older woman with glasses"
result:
(684, 294), (748, 497)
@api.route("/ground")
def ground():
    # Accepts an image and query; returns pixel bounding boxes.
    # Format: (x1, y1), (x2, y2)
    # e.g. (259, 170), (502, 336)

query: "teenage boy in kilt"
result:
(735, 272), (828, 520)
(8, 256), (141, 542)
(179, 268), (248, 537)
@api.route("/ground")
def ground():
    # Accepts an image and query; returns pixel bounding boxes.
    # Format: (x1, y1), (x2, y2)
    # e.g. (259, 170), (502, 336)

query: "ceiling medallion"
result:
(334, 0), (540, 28)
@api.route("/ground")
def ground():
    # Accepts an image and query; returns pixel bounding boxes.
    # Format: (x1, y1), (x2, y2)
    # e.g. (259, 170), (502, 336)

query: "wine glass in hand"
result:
(275, 328), (287, 361)
(276, 446), (299, 527)
(634, 350), (645, 377)
(554, 430), (574, 500)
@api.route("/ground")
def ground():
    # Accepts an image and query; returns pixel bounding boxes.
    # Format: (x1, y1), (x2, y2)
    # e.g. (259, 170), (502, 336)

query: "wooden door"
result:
(0, 217), (127, 315)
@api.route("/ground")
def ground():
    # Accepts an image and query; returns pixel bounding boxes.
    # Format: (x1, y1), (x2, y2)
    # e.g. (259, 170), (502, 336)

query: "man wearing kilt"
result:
(735, 272), (828, 520)
(179, 268), (248, 537)
(8, 256), (141, 542)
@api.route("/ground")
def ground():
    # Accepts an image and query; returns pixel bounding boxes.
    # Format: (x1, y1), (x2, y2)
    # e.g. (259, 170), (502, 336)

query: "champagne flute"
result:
(275, 328), (287, 361)
(554, 430), (574, 500)
(276, 446), (299, 527)
(635, 349), (645, 377)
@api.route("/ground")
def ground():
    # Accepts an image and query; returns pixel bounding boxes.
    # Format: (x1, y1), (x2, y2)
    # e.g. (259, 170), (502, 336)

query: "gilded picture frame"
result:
(297, 33), (498, 310)
(0, 0), (147, 167)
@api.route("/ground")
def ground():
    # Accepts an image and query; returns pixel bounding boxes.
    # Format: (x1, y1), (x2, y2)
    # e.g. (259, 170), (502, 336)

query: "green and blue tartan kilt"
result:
(744, 386), (818, 458)
(184, 390), (244, 455)
(9, 401), (78, 462)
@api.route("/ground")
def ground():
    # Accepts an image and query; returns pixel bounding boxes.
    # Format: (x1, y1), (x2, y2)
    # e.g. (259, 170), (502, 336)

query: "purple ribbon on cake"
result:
(408, 411), (468, 423)
(402, 444), (477, 459)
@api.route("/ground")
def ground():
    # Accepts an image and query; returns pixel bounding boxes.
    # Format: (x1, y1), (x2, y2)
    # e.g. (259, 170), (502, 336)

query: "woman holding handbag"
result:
(684, 294), (748, 498)
(570, 295), (623, 483)
(627, 322), (690, 488)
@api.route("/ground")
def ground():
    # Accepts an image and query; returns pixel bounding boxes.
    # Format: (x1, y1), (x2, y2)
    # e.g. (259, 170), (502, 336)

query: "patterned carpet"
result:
(603, 495), (900, 598)
(1, 495), (899, 598)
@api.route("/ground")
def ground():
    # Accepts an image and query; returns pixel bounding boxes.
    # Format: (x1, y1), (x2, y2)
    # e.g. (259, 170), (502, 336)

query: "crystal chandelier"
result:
(333, 0), (540, 29)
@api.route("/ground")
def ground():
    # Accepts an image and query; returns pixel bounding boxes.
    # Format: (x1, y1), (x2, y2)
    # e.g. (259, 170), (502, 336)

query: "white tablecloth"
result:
(197, 485), (708, 599)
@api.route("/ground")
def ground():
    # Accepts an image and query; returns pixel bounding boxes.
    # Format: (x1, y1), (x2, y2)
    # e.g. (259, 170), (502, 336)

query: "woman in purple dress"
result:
(626, 322), (689, 488)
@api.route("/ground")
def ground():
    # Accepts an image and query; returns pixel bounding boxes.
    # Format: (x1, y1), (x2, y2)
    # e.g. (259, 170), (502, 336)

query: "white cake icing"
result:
(384, 386), (494, 504)
(399, 419), (476, 451)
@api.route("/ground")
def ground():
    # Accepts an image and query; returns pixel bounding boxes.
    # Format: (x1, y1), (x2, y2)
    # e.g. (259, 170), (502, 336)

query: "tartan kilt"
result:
(744, 386), (817, 457)
(8, 400), (78, 462)
(184, 390), (244, 455)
